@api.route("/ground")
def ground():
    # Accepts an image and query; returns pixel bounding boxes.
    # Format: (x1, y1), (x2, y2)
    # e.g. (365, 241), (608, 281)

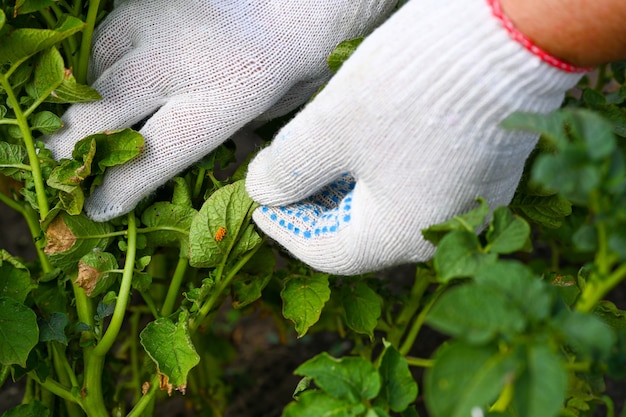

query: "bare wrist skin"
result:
(500, 0), (626, 67)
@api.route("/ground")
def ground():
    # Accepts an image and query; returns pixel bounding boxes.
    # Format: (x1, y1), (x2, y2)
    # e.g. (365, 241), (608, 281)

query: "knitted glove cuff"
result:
(487, 0), (593, 73)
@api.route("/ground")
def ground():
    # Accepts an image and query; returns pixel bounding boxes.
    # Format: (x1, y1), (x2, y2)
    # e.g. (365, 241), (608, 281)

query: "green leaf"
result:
(189, 180), (258, 268)
(424, 341), (516, 417)
(44, 212), (114, 274)
(295, 352), (381, 403)
(38, 312), (69, 345)
(509, 193), (571, 229)
(1, 400), (49, 417)
(327, 38), (364, 73)
(485, 207), (530, 254)
(501, 111), (568, 148)
(556, 310), (615, 359)
(140, 310), (200, 394)
(422, 198), (489, 245)
(46, 75), (101, 103)
(565, 109), (616, 161)
(376, 341), (418, 412)
(474, 261), (553, 323)
(30, 111), (63, 134)
(0, 141), (28, 177)
(73, 128), (144, 173)
(76, 251), (120, 297)
(433, 230), (497, 282)
(14, 0), (55, 15)
(25, 46), (64, 102)
(0, 16), (85, 67)
(0, 297), (38, 367)
(281, 273), (331, 337)
(141, 202), (197, 254)
(340, 282), (382, 337)
(511, 343), (567, 417)
(427, 284), (526, 344)
(231, 245), (275, 309)
(0, 250), (35, 303)
(283, 390), (366, 417)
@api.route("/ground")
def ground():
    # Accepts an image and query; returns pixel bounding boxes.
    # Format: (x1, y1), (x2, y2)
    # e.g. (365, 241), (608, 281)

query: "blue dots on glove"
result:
(259, 174), (355, 239)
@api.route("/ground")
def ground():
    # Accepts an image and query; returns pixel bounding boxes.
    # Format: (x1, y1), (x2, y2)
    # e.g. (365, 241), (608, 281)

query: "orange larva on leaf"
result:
(215, 227), (227, 242)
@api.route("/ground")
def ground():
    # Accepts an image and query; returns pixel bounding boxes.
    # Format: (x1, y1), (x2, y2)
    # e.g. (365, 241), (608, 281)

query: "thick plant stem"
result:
(161, 257), (188, 317)
(75, 0), (101, 84)
(576, 263), (626, 312)
(0, 76), (50, 219)
(82, 213), (137, 417)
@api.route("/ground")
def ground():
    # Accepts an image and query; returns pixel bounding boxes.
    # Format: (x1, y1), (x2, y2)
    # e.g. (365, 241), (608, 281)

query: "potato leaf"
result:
(376, 341), (418, 412)
(0, 249), (35, 303)
(281, 273), (330, 337)
(140, 311), (200, 395)
(0, 16), (84, 68)
(295, 352), (381, 403)
(340, 282), (382, 338)
(425, 341), (517, 417)
(44, 212), (114, 273)
(189, 180), (259, 268)
(0, 297), (38, 367)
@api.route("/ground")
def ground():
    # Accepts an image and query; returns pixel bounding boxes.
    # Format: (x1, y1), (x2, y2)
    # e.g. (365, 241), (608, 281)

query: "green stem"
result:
(82, 213), (137, 416)
(0, 76), (50, 219)
(51, 344), (83, 417)
(405, 356), (434, 368)
(75, 0), (101, 84)
(193, 168), (206, 198)
(0, 192), (53, 271)
(93, 213), (136, 356)
(29, 372), (83, 410)
(386, 266), (432, 347)
(576, 263), (626, 312)
(190, 241), (263, 331)
(399, 284), (447, 356)
(126, 375), (159, 417)
(161, 257), (188, 317)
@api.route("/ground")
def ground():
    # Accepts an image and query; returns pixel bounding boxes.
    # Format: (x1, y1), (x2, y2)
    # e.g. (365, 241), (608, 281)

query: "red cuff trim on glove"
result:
(487, 0), (592, 73)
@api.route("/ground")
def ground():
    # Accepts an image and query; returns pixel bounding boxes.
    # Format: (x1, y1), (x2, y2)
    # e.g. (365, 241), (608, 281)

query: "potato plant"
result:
(1, 2), (626, 417)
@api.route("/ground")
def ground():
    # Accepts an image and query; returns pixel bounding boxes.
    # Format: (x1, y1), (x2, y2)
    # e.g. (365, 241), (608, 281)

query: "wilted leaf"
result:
(281, 273), (330, 337)
(76, 251), (119, 297)
(140, 311), (200, 395)
(44, 213), (114, 273)
(0, 297), (38, 367)
(72, 128), (143, 174)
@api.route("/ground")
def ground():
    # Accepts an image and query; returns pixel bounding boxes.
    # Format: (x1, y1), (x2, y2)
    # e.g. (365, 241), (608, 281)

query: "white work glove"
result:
(46, 0), (396, 221)
(245, 0), (587, 275)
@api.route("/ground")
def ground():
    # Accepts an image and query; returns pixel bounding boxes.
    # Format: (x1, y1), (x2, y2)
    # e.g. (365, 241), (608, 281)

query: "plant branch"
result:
(0, 75), (50, 219)
(161, 256), (188, 317)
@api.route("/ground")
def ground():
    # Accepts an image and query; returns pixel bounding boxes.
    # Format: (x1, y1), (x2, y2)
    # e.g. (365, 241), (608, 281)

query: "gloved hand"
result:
(46, 0), (396, 221)
(245, 0), (587, 275)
